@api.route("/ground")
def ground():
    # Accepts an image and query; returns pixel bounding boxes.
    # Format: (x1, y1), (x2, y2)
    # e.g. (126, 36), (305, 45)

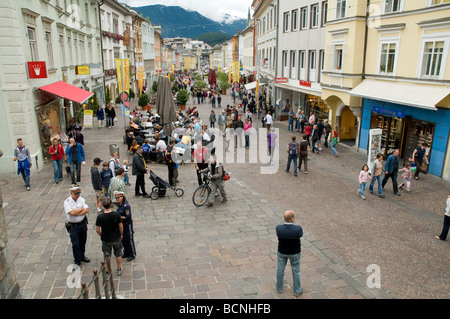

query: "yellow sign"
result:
(83, 110), (93, 128)
(76, 65), (90, 75)
(116, 59), (123, 93)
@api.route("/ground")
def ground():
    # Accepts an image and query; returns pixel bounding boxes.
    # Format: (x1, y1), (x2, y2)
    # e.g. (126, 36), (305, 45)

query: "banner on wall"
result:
(116, 58), (130, 108)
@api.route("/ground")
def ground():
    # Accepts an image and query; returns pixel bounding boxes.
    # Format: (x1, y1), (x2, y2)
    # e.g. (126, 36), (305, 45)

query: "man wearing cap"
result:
(114, 191), (136, 261)
(64, 187), (90, 267)
(91, 157), (105, 213)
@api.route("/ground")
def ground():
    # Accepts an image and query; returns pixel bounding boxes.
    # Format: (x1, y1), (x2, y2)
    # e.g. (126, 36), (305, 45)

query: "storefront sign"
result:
(275, 78), (288, 83)
(299, 80), (312, 87)
(27, 61), (47, 79)
(373, 106), (405, 118)
(83, 109), (93, 128)
(75, 65), (90, 75)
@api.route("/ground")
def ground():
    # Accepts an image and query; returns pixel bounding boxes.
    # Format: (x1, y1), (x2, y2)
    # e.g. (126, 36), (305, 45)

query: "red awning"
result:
(38, 81), (94, 104)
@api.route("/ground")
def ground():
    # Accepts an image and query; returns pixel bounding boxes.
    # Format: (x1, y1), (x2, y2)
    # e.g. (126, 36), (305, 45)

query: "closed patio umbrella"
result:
(155, 76), (177, 137)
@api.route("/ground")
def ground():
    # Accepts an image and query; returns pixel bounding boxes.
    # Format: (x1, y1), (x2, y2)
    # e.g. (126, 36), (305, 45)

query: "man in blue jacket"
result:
(382, 149), (401, 196)
(66, 137), (85, 187)
(276, 210), (304, 297)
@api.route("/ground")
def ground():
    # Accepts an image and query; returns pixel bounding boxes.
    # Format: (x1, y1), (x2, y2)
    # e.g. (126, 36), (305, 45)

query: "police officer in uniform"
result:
(64, 187), (90, 268)
(114, 191), (136, 261)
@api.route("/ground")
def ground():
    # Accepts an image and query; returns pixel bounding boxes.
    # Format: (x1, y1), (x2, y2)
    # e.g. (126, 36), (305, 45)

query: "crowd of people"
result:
(10, 71), (450, 296)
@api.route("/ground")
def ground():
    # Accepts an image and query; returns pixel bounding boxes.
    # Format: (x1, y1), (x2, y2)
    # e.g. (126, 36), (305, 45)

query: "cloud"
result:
(120, 0), (252, 22)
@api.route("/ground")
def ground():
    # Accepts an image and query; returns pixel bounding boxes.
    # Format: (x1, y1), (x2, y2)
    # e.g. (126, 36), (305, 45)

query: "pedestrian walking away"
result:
(382, 149), (401, 196)
(276, 210), (303, 297)
(64, 187), (90, 269)
(91, 157), (105, 213)
(115, 191), (136, 261)
(298, 135), (309, 174)
(286, 136), (300, 176)
(96, 105), (105, 128)
(369, 153), (385, 198)
(132, 146), (150, 198)
(49, 138), (65, 184)
(200, 155), (227, 207)
(435, 193), (450, 241)
(267, 127), (278, 165)
(359, 164), (372, 200)
(95, 197), (124, 276)
(13, 138), (32, 191)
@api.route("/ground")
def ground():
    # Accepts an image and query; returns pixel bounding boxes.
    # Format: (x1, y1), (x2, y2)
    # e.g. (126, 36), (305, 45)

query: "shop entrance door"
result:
(403, 118), (435, 174)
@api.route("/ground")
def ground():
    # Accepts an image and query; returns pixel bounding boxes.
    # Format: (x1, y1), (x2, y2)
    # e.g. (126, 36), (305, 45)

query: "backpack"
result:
(289, 142), (298, 156)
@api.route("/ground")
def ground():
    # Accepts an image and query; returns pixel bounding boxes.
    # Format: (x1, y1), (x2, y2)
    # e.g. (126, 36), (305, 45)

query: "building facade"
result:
(275, 0), (328, 120)
(0, 0), (103, 174)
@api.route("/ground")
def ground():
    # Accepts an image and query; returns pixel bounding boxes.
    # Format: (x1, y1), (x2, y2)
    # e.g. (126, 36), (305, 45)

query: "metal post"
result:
(93, 270), (101, 299)
(81, 282), (89, 299)
(105, 254), (116, 299)
(101, 260), (110, 299)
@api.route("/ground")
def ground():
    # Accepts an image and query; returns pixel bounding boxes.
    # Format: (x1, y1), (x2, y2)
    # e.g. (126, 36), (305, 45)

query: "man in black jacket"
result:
(276, 210), (303, 297)
(91, 157), (105, 213)
(132, 146), (150, 198)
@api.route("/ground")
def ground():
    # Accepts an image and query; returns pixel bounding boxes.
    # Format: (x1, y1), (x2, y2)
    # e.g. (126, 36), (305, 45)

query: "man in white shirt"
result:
(64, 187), (90, 267)
(155, 136), (167, 152)
(265, 111), (273, 134)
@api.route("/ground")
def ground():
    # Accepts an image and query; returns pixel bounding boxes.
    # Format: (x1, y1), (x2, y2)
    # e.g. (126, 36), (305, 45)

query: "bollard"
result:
(81, 282), (89, 299)
(101, 261), (110, 299)
(93, 270), (101, 299)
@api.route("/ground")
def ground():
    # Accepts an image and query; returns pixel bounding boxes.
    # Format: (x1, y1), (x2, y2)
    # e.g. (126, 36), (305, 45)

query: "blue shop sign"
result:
(373, 106), (405, 118)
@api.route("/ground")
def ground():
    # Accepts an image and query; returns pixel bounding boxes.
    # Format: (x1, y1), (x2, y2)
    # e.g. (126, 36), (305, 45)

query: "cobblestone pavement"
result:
(0, 89), (447, 299)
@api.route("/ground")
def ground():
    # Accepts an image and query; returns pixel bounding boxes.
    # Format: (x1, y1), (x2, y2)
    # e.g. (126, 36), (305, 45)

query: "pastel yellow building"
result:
(321, 0), (450, 180)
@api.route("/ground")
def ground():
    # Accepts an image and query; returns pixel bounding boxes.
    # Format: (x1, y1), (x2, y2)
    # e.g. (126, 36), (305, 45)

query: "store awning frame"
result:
(244, 81), (266, 91)
(38, 81), (94, 105)
(350, 79), (450, 111)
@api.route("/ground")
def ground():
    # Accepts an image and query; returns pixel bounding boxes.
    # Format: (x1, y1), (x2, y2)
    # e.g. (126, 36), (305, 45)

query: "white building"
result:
(240, 19), (255, 83)
(0, 0), (103, 174)
(142, 18), (156, 91)
(100, 0), (134, 103)
(252, 0), (277, 107)
(275, 0), (328, 119)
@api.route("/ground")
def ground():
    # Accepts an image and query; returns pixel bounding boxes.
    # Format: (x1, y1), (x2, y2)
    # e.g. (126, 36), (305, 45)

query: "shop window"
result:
(36, 100), (62, 160)
(404, 119), (434, 173)
(371, 114), (403, 157)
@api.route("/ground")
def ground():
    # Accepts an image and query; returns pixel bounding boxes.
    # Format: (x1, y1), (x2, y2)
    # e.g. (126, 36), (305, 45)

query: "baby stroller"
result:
(149, 170), (184, 200)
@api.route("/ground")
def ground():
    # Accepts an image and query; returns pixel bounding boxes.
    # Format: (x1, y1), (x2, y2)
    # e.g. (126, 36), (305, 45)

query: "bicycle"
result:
(192, 172), (220, 207)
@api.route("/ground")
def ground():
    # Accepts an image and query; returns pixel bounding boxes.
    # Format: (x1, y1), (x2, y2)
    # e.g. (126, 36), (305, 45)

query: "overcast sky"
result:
(120, 0), (253, 22)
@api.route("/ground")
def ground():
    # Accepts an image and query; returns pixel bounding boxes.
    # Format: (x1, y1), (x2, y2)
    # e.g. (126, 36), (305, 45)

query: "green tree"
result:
(105, 86), (111, 105)
(176, 89), (189, 106)
(138, 93), (150, 107)
(152, 81), (158, 94)
(129, 88), (135, 100)
(88, 92), (99, 114)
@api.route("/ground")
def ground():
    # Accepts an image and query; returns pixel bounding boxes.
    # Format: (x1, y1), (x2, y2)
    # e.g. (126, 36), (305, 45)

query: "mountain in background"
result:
(131, 4), (247, 42)
(194, 32), (231, 47)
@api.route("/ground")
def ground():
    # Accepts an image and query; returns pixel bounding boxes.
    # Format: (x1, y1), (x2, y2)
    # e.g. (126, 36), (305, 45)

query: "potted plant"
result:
(138, 93), (150, 108)
(176, 89), (189, 110)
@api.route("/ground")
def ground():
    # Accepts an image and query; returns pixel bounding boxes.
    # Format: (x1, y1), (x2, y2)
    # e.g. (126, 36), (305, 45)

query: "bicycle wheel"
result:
(192, 185), (210, 207)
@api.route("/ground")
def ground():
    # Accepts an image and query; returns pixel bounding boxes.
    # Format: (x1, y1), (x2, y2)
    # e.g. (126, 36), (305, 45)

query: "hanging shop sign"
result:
(27, 61), (47, 79)
(299, 80), (312, 87)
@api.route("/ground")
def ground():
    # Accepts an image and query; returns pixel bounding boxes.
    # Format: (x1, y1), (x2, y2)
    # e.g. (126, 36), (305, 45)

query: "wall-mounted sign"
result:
(27, 61), (47, 79)
(275, 78), (288, 83)
(299, 80), (312, 87)
(373, 106), (405, 119)
(75, 65), (90, 75)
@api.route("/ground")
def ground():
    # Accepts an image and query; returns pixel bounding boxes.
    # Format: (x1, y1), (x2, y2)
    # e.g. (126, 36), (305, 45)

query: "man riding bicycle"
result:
(199, 155), (227, 207)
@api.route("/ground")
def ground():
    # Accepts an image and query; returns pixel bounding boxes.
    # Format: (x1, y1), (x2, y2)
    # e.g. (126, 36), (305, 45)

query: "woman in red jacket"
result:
(304, 123), (312, 147)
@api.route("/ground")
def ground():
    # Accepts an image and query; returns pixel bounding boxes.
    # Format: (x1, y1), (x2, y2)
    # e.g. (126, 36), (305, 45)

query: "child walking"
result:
(399, 163), (412, 192)
(122, 159), (131, 186)
(359, 164), (372, 200)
